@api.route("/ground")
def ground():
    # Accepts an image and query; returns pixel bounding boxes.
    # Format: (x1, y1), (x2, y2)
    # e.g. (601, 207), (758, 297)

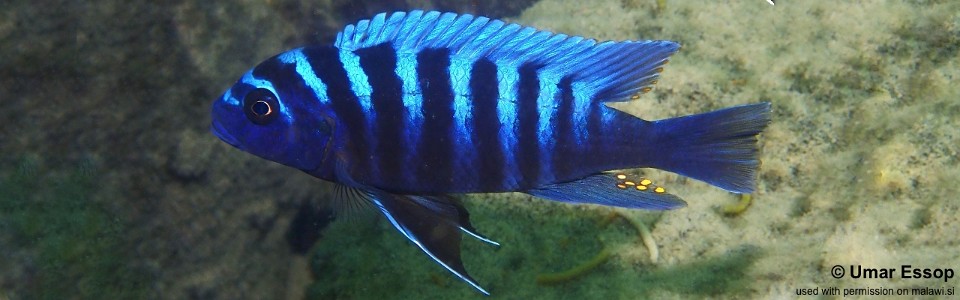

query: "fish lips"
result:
(210, 120), (241, 148)
(210, 97), (244, 148)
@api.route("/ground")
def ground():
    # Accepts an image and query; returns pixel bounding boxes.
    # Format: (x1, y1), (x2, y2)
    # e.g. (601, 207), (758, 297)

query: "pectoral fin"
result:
(367, 190), (496, 295)
(526, 173), (687, 210)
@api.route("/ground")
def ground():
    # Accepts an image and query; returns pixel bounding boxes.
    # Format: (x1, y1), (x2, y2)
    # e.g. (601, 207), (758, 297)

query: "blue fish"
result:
(211, 10), (770, 294)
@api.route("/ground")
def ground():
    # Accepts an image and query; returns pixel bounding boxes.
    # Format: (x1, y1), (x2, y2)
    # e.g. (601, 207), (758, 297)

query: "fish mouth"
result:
(211, 120), (241, 148)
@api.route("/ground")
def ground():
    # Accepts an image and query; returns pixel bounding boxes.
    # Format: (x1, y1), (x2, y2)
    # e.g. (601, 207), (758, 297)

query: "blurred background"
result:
(2, 0), (958, 299)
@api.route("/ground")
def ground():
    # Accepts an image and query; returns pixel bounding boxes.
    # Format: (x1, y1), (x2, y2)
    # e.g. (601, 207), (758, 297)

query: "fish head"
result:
(211, 52), (335, 173)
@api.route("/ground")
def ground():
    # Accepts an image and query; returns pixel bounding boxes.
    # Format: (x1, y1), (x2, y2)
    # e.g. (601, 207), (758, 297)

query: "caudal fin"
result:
(645, 103), (771, 193)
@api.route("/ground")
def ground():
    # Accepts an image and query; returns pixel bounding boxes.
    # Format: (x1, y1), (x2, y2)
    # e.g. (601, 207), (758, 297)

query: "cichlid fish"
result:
(211, 10), (771, 294)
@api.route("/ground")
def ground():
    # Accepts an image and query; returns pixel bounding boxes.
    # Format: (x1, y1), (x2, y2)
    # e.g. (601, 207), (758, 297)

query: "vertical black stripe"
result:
(552, 76), (576, 181)
(516, 62), (542, 189)
(251, 56), (318, 112)
(305, 46), (369, 178)
(586, 95), (604, 166)
(416, 48), (454, 190)
(469, 58), (502, 191)
(356, 43), (405, 185)
(251, 57), (300, 89)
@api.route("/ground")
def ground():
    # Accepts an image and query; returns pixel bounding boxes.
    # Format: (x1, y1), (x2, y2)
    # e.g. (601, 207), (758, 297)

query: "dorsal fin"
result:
(335, 10), (680, 102)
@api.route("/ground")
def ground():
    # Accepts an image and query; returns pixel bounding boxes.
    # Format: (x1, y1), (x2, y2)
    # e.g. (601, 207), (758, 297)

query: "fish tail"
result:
(642, 102), (771, 193)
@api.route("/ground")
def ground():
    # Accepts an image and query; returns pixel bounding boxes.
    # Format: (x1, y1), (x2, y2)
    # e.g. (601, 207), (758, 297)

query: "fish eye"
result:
(243, 88), (279, 125)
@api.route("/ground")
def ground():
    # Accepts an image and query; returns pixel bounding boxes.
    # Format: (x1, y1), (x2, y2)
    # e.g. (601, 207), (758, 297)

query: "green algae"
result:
(0, 156), (149, 299)
(635, 245), (762, 297)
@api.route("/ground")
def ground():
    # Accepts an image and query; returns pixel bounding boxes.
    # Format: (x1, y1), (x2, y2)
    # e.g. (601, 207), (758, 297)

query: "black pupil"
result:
(243, 88), (279, 125)
(252, 100), (270, 116)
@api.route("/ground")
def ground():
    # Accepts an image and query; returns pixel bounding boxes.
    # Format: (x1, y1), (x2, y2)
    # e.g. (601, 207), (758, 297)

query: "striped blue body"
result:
(260, 45), (657, 193)
(211, 11), (770, 295)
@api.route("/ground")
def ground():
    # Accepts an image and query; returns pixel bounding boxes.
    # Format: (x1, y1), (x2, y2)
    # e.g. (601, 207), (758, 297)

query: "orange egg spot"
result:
(654, 187), (665, 193)
(617, 184), (627, 189)
(616, 174), (627, 180)
(640, 179), (652, 186)
(636, 185), (648, 191)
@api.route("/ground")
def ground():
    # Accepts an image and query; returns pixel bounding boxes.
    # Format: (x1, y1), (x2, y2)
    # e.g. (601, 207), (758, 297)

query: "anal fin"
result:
(367, 190), (496, 295)
(526, 173), (687, 210)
